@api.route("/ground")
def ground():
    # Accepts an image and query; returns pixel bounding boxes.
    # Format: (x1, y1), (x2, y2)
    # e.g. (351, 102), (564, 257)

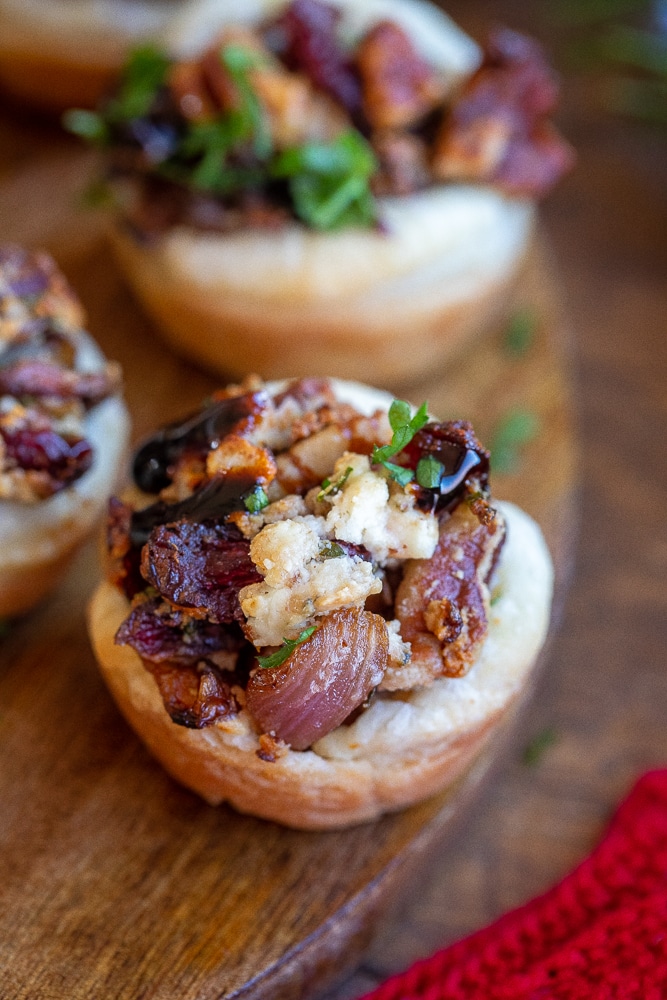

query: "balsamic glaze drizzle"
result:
(132, 391), (267, 494)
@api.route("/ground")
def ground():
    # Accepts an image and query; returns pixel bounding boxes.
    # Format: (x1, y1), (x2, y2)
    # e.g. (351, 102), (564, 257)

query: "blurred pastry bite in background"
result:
(66, 0), (573, 384)
(0, 245), (130, 619)
(0, 0), (221, 112)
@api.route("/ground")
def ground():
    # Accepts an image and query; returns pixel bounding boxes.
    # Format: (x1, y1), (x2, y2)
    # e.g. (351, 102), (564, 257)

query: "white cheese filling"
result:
(239, 449), (438, 648)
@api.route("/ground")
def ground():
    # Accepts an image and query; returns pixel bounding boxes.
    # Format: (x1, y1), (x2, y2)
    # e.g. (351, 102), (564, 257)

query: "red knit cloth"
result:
(363, 770), (667, 1000)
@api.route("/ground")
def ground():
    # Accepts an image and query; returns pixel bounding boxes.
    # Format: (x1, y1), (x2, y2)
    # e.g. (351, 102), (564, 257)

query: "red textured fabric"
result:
(363, 770), (667, 1000)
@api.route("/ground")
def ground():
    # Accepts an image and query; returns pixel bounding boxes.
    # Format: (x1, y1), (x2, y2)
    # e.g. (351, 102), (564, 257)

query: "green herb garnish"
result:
(170, 44), (271, 192)
(552, 0), (667, 128)
(505, 309), (537, 356)
(522, 727), (558, 766)
(272, 130), (377, 230)
(80, 178), (118, 209)
(317, 465), (354, 501)
(63, 108), (109, 144)
(371, 399), (429, 484)
(257, 626), (317, 669)
(64, 46), (169, 143)
(416, 454), (444, 489)
(320, 541), (345, 559)
(490, 409), (540, 474)
(221, 44), (272, 159)
(66, 44), (382, 231)
(244, 485), (269, 514)
(109, 45), (170, 122)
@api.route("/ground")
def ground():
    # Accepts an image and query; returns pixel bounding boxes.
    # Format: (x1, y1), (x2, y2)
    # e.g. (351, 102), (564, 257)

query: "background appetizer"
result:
(0, 245), (130, 619)
(0, 0), (216, 111)
(67, 0), (573, 384)
(88, 376), (553, 829)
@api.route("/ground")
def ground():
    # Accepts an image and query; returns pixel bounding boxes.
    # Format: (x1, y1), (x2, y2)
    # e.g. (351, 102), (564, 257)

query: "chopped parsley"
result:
(66, 42), (381, 231)
(222, 44), (272, 159)
(63, 108), (108, 144)
(522, 727), (558, 766)
(65, 45), (169, 141)
(320, 540), (345, 559)
(244, 485), (269, 513)
(110, 45), (170, 120)
(272, 130), (378, 230)
(317, 465), (353, 501)
(371, 399), (429, 484)
(490, 409), (540, 474)
(505, 308), (537, 356)
(257, 626), (317, 669)
(416, 454), (444, 489)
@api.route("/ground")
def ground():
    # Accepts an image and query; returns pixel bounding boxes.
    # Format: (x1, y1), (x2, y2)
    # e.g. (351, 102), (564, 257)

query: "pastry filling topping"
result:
(66, 1), (573, 236)
(0, 246), (121, 502)
(108, 377), (506, 751)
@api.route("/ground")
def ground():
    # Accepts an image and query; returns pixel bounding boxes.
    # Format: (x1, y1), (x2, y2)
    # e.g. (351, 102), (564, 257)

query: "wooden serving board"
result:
(0, 140), (577, 1000)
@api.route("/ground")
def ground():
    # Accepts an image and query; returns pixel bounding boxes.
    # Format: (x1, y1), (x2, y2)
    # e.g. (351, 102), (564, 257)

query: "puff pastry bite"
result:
(88, 376), (552, 828)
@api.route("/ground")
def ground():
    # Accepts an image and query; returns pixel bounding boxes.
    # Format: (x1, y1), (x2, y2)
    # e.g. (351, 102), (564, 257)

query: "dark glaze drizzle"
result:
(405, 420), (490, 512)
(132, 390), (268, 493)
(130, 473), (258, 547)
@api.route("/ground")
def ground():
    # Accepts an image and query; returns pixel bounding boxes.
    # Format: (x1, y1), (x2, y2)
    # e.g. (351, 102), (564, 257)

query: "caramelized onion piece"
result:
(387, 501), (506, 689)
(246, 608), (389, 750)
(144, 659), (238, 729)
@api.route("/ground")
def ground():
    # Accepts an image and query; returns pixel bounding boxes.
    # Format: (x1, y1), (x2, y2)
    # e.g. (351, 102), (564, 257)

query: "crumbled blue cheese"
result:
(324, 453), (439, 564)
(387, 618), (412, 667)
(238, 450), (439, 650)
(239, 516), (382, 647)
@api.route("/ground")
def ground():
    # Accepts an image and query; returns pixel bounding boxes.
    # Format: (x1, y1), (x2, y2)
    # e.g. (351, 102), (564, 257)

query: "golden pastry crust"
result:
(110, 199), (533, 384)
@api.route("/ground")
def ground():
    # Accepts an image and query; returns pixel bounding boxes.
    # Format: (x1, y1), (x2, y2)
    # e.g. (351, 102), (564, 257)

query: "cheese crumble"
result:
(239, 450), (438, 647)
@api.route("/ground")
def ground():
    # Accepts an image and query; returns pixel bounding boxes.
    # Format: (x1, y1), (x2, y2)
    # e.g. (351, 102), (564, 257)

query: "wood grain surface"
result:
(1, 0), (665, 996)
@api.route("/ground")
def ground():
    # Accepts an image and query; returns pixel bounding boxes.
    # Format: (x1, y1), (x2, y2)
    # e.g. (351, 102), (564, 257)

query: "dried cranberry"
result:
(116, 596), (244, 664)
(1, 425), (92, 491)
(273, 0), (362, 115)
(140, 520), (262, 624)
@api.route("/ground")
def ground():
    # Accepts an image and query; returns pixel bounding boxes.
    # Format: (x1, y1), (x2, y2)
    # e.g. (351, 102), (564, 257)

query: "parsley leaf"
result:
(416, 454), (444, 489)
(257, 627), (317, 669)
(108, 45), (170, 122)
(63, 109), (109, 144)
(244, 485), (269, 513)
(382, 460), (414, 487)
(220, 44), (272, 159)
(173, 44), (271, 193)
(64, 46), (168, 144)
(490, 409), (540, 474)
(505, 309), (537, 356)
(371, 400), (429, 483)
(522, 727), (557, 766)
(320, 541), (345, 559)
(178, 118), (264, 193)
(272, 130), (377, 230)
(317, 465), (353, 501)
